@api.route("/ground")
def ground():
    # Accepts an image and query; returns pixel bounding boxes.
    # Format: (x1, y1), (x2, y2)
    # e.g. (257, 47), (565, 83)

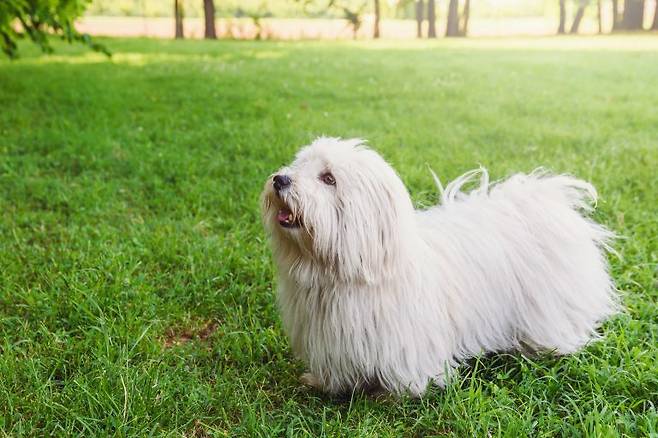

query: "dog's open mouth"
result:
(277, 206), (301, 228)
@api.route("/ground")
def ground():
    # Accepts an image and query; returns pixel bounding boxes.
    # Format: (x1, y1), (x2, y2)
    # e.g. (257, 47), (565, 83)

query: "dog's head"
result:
(261, 137), (415, 284)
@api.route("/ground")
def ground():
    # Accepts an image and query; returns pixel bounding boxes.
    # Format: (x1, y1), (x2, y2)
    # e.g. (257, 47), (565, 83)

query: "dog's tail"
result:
(428, 166), (490, 205)
(430, 166), (601, 210)
(431, 166), (617, 255)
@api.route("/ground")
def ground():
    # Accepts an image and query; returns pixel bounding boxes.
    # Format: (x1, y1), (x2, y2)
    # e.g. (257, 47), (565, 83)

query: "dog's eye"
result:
(320, 172), (336, 186)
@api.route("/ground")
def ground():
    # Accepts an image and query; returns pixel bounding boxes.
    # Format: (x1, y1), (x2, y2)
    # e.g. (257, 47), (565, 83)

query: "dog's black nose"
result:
(273, 174), (291, 192)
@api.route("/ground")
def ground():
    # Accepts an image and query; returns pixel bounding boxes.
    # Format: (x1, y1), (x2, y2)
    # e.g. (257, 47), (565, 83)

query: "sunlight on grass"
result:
(24, 52), (110, 64)
(250, 50), (286, 60)
(353, 34), (658, 51)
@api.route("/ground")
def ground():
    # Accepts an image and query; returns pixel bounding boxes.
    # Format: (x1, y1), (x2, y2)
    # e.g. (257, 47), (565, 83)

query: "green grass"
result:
(1, 36), (657, 436)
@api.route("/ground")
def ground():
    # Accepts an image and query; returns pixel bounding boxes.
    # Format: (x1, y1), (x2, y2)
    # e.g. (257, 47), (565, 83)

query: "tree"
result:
(174, 0), (184, 39)
(558, 0), (567, 33)
(570, 0), (589, 33)
(427, 0), (436, 38)
(460, 0), (470, 36)
(342, 5), (365, 39)
(0, 0), (108, 59)
(620, 0), (645, 30)
(597, 0), (603, 33)
(373, 0), (380, 38)
(237, 3), (272, 40)
(652, 0), (658, 30)
(415, 0), (424, 38)
(446, 0), (460, 36)
(611, 0), (621, 30)
(203, 0), (216, 39)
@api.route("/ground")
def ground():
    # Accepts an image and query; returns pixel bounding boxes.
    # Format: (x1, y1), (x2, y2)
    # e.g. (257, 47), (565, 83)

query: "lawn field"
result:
(1, 36), (657, 436)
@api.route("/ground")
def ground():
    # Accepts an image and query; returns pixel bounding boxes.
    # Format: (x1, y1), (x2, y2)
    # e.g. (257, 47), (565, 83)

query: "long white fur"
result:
(261, 137), (619, 397)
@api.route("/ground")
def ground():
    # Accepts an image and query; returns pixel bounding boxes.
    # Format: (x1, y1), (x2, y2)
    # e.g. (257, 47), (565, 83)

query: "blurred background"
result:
(76, 0), (658, 40)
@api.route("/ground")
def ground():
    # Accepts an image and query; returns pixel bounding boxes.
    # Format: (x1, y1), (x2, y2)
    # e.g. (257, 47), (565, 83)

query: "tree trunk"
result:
(597, 0), (603, 33)
(415, 0), (424, 38)
(427, 0), (436, 38)
(446, 0), (460, 37)
(203, 0), (216, 39)
(558, 0), (566, 34)
(174, 0), (184, 39)
(612, 0), (620, 30)
(621, 0), (645, 30)
(570, 1), (588, 33)
(652, 0), (658, 29)
(373, 0), (380, 38)
(460, 0), (470, 36)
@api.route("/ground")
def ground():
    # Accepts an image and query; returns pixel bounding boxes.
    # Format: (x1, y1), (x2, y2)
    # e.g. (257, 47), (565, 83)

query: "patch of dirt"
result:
(163, 320), (219, 349)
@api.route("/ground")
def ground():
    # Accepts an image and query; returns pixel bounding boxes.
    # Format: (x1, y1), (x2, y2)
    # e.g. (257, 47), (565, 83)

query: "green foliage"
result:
(0, 0), (108, 58)
(333, 1), (368, 37)
(0, 36), (657, 436)
(234, 2), (273, 40)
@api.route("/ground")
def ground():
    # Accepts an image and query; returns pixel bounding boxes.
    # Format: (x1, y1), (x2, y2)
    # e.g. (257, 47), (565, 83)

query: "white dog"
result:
(261, 137), (619, 397)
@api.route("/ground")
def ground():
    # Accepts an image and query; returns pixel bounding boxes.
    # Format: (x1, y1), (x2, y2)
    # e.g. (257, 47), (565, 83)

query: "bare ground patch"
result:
(162, 319), (220, 349)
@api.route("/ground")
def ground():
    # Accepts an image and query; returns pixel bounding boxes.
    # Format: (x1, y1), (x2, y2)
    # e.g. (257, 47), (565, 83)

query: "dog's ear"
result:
(331, 168), (411, 284)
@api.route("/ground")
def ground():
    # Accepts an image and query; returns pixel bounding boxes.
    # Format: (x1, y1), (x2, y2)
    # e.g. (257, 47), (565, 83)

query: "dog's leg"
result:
(299, 372), (323, 390)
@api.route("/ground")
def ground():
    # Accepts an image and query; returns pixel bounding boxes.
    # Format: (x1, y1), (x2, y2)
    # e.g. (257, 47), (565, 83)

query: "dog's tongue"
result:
(277, 209), (291, 222)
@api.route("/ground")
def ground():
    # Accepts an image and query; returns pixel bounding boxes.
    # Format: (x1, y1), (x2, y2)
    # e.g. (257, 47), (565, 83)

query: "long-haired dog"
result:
(261, 137), (619, 397)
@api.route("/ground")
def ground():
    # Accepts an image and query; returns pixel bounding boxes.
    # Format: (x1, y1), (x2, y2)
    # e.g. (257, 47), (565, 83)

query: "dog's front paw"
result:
(299, 372), (322, 390)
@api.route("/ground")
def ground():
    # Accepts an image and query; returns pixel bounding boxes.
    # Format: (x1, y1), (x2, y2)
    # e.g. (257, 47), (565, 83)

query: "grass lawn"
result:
(1, 36), (657, 436)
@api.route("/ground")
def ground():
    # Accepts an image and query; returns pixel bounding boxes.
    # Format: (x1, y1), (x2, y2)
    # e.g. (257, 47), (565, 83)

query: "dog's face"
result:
(262, 138), (414, 283)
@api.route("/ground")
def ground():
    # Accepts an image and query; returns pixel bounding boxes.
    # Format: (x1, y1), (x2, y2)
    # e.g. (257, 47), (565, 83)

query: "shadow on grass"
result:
(285, 352), (554, 407)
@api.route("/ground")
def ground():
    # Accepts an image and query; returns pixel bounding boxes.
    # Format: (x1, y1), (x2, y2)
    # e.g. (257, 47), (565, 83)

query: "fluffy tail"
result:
(430, 167), (599, 211)
(431, 167), (616, 252)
